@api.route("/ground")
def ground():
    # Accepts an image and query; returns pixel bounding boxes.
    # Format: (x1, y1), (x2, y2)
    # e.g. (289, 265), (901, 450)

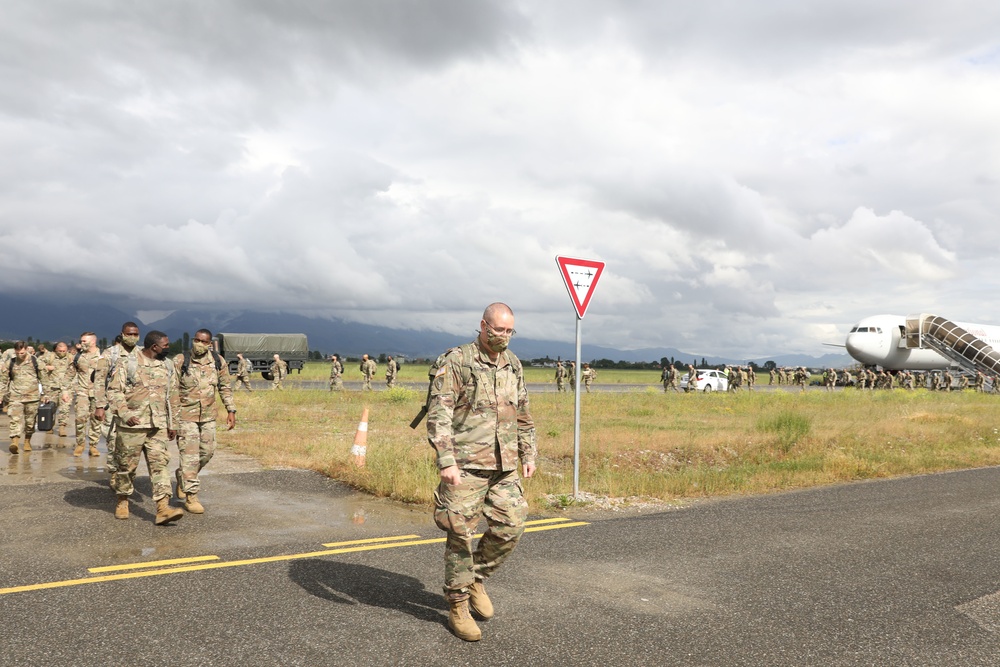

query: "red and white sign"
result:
(556, 255), (605, 319)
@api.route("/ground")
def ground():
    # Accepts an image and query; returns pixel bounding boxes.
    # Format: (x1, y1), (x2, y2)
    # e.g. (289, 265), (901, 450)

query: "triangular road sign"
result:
(556, 256), (606, 319)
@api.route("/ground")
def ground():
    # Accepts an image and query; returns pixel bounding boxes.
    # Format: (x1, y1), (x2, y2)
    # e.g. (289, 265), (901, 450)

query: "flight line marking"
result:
(0, 518), (587, 597)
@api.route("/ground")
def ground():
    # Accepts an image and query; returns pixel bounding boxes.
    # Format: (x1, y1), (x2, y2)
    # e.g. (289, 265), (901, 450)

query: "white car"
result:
(680, 369), (729, 393)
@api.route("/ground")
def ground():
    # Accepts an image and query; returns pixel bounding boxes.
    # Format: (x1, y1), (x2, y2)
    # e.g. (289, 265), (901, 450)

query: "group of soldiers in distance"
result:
(656, 361), (999, 393)
(553, 360), (597, 393)
(326, 353), (400, 392)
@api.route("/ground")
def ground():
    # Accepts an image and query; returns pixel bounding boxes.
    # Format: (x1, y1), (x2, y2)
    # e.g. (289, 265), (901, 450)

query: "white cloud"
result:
(1, 1), (999, 358)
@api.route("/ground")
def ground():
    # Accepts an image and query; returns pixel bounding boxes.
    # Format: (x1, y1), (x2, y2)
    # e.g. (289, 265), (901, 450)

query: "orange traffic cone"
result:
(351, 407), (369, 467)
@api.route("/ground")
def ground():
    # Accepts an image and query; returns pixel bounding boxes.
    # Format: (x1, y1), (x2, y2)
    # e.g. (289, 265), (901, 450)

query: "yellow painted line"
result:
(524, 517), (573, 526)
(524, 521), (589, 533)
(322, 534), (422, 548)
(88, 555), (220, 574)
(0, 521), (589, 597)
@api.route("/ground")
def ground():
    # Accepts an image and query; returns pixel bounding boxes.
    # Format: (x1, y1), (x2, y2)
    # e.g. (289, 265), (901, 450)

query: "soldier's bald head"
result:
(482, 303), (513, 322)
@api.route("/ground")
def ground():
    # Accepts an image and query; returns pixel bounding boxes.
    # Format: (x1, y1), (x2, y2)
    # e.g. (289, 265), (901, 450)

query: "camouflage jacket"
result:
(360, 359), (377, 379)
(173, 352), (236, 422)
(426, 340), (536, 472)
(236, 357), (251, 378)
(1, 356), (42, 403)
(73, 349), (102, 397)
(270, 359), (287, 379)
(329, 359), (343, 378)
(108, 352), (178, 430)
(385, 359), (397, 379)
(44, 351), (75, 392)
(94, 343), (137, 407)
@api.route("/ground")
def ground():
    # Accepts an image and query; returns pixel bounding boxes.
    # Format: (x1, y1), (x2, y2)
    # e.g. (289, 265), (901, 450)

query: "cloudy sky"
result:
(2, 1), (999, 358)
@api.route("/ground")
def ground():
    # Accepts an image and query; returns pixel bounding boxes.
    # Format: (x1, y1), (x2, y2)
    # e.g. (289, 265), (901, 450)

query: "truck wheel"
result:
(262, 371), (273, 381)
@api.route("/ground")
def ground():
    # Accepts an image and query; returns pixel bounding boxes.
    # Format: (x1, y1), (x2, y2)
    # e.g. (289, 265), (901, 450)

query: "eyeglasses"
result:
(484, 322), (516, 337)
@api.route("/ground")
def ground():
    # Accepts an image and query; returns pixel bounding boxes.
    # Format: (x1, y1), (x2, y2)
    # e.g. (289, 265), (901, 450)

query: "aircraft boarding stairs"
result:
(903, 314), (1000, 378)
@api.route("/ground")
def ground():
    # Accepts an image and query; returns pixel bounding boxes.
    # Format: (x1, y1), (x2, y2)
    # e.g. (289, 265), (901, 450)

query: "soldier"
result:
(975, 371), (986, 393)
(328, 354), (344, 391)
(73, 332), (103, 458)
(385, 355), (398, 389)
(1, 341), (42, 453)
(769, 368), (776, 385)
(94, 323), (142, 473)
(555, 361), (566, 393)
(359, 354), (377, 391)
(660, 364), (669, 392)
(747, 366), (756, 391)
(942, 370), (954, 391)
(43, 341), (75, 440)
(824, 368), (836, 391)
(173, 329), (236, 514)
(796, 367), (809, 392)
(667, 365), (681, 393)
(107, 330), (182, 525)
(581, 363), (596, 392)
(269, 354), (287, 390)
(234, 353), (253, 392)
(958, 373), (970, 391)
(567, 361), (577, 393)
(427, 302), (535, 642)
(739, 366), (749, 391)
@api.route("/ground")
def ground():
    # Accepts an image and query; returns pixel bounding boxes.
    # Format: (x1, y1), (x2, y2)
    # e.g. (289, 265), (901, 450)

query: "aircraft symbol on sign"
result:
(556, 256), (606, 319)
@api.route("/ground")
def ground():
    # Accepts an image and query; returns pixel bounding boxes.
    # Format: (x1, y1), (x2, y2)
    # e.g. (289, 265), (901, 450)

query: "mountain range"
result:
(0, 296), (851, 367)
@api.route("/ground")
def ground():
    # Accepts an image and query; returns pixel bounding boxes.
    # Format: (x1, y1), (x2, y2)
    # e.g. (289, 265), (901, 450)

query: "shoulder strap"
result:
(212, 351), (224, 371)
(73, 351), (82, 371)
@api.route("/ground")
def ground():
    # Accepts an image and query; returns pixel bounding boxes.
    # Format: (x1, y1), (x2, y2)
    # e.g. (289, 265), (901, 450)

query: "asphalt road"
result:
(3, 431), (1000, 666)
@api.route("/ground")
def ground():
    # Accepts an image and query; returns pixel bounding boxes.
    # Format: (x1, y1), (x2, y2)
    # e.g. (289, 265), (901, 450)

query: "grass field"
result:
(218, 364), (1000, 511)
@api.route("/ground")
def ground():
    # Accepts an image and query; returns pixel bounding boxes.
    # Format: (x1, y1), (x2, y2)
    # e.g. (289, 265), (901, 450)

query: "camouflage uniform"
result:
(555, 362), (566, 392)
(328, 357), (343, 391)
(107, 352), (178, 502)
(360, 357), (377, 391)
(173, 351), (236, 496)
(747, 367), (756, 390)
(94, 343), (137, 471)
(269, 358), (287, 390)
(73, 348), (103, 453)
(44, 350), (74, 436)
(234, 356), (253, 392)
(385, 357), (398, 389)
(1, 355), (42, 444)
(427, 340), (537, 595)
(769, 369), (776, 385)
(581, 365), (596, 392)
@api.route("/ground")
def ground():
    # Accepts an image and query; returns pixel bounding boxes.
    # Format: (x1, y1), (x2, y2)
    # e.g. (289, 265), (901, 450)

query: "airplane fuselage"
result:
(844, 314), (1000, 370)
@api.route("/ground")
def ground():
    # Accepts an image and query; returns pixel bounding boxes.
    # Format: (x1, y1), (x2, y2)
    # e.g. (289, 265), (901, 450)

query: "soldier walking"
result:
(328, 354), (344, 391)
(359, 354), (377, 391)
(73, 332), (103, 458)
(173, 329), (236, 514)
(43, 341), (74, 441)
(581, 363), (596, 392)
(385, 355), (398, 389)
(427, 303), (536, 642)
(555, 361), (566, 392)
(94, 322), (142, 473)
(107, 331), (183, 525)
(270, 354), (287, 390)
(1, 341), (42, 454)
(234, 353), (253, 392)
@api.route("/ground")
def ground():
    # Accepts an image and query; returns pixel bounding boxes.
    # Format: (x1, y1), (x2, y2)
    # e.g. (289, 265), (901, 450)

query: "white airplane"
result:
(844, 314), (1000, 370)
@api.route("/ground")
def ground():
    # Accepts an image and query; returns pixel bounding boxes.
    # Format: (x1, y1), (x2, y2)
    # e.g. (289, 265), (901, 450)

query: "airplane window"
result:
(850, 327), (858, 333)
(876, 328), (882, 333)
(857, 327), (868, 332)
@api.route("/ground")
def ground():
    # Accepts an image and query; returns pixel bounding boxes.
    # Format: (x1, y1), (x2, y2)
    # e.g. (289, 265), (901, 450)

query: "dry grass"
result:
(218, 378), (1000, 511)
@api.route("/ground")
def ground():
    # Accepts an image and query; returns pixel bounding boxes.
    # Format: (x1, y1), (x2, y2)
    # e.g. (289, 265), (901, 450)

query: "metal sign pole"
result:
(573, 315), (582, 498)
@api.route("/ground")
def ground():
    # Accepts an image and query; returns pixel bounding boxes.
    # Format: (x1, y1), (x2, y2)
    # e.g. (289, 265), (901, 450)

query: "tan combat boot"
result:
(174, 468), (186, 500)
(58, 426), (67, 437)
(184, 493), (204, 514)
(73, 443), (84, 456)
(154, 497), (183, 525)
(89, 445), (100, 457)
(23, 437), (31, 452)
(446, 593), (481, 641)
(468, 580), (494, 620)
(9, 437), (20, 454)
(115, 495), (129, 520)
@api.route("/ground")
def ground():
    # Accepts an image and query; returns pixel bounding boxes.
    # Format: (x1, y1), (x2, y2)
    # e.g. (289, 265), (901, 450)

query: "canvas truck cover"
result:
(217, 333), (309, 358)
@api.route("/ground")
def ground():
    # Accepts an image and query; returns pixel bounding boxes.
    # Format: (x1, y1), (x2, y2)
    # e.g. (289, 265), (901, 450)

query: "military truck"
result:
(215, 333), (309, 380)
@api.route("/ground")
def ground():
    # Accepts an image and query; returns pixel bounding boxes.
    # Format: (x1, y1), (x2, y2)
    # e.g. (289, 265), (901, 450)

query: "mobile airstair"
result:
(903, 314), (1000, 377)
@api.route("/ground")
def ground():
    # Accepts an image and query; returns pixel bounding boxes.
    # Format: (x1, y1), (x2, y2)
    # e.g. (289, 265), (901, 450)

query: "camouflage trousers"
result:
(433, 468), (528, 594)
(74, 394), (101, 448)
(362, 376), (372, 391)
(556, 378), (565, 392)
(53, 389), (72, 428)
(386, 375), (396, 389)
(104, 415), (119, 472)
(329, 376), (343, 391)
(176, 420), (217, 495)
(111, 426), (172, 501)
(234, 375), (253, 392)
(7, 400), (39, 440)
(271, 376), (284, 390)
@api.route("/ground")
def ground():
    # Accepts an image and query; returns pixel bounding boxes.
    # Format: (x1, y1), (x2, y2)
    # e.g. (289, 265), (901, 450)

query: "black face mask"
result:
(155, 348), (170, 360)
